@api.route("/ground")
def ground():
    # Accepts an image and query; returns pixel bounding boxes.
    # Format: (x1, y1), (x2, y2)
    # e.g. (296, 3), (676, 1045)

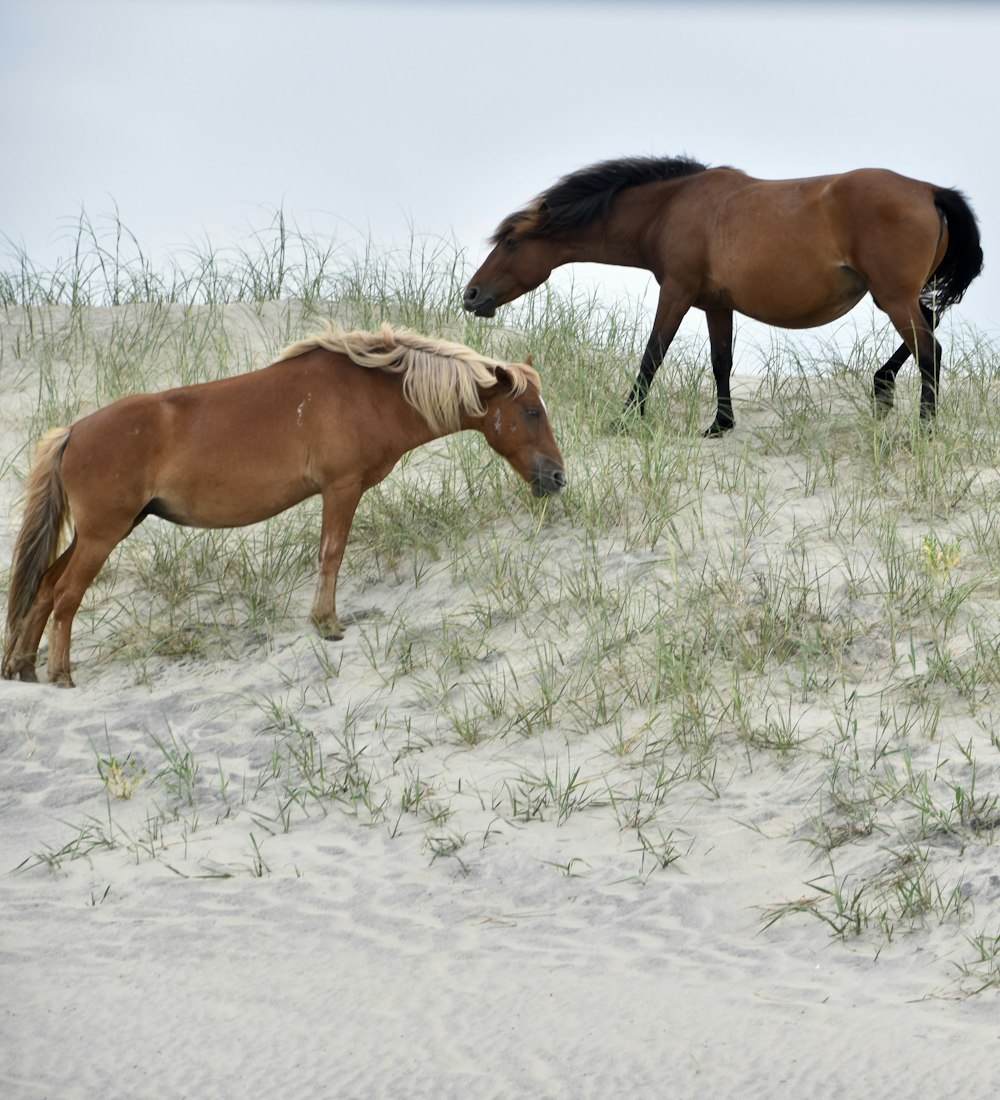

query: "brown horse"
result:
(463, 156), (983, 435)
(2, 323), (566, 686)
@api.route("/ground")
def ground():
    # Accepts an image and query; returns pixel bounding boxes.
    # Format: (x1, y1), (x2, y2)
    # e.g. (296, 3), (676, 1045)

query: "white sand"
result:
(2, 305), (999, 1097)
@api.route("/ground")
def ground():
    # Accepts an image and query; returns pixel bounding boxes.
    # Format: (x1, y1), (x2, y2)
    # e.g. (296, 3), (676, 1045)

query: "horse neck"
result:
(399, 380), (490, 452)
(359, 371), (448, 458)
(369, 374), (493, 452)
(547, 221), (634, 269)
(556, 182), (690, 271)
(395, 398), (450, 453)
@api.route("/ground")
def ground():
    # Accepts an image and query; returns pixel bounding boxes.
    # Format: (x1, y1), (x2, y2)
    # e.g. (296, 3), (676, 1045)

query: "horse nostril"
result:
(553, 469), (566, 489)
(463, 286), (479, 305)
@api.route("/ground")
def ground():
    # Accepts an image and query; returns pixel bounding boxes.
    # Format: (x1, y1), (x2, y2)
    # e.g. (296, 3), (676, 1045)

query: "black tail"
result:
(925, 187), (984, 314)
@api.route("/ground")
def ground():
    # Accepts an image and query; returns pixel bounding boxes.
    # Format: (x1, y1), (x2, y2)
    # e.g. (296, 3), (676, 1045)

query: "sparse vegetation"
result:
(4, 211), (1000, 995)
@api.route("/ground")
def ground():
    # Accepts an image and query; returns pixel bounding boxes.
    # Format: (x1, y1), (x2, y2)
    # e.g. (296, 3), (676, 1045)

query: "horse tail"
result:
(925, 187), (984, 314)
(3, 428), (72, 656)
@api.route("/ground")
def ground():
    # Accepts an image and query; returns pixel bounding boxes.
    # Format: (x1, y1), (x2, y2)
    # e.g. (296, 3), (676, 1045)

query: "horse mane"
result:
(490, 155), (712, 242)
(274, 322), (541, 434)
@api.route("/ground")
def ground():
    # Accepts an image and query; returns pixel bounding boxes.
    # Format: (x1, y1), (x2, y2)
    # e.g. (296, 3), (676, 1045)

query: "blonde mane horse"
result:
(276, 322), (542, 434)
(3, 324), (565, 686)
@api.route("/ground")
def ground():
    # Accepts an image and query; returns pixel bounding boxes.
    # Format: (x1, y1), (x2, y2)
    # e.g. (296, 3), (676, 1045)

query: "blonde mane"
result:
(275, 323), (541, 434)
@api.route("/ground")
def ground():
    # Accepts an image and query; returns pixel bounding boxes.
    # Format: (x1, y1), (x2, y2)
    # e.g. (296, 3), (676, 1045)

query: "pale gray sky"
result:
(3, 0), (998, 349)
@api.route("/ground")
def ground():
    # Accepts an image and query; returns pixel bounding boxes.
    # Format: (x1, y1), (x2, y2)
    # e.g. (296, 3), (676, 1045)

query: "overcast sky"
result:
(3, 0), (998, 353)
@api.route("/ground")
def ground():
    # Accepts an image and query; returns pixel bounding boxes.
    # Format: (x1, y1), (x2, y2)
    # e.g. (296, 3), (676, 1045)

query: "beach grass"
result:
(3, 211), (1000, 993)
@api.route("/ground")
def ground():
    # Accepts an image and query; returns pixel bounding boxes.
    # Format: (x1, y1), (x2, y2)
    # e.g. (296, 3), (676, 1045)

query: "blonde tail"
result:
(2, 428), (72, 674)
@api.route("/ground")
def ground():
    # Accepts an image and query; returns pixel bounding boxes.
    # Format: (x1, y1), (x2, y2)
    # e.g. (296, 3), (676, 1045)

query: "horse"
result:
(2, 323), (566, 687)
(463, 156), (984, 436)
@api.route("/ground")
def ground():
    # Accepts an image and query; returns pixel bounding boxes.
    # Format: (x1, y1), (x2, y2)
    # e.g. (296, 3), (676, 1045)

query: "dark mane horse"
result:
(490, 156), (711, 241)
(465, 155), (984, 435)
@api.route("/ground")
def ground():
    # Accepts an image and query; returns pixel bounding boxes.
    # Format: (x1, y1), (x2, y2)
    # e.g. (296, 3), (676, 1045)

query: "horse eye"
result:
(505, 237), (520, 251)
(524, 405), (541, 419)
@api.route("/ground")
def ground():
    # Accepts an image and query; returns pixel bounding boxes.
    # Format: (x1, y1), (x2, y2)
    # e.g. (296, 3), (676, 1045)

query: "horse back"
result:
(58, 352), (397, 530)
(58, 347), (420, 528)
(674, 168), (944, 325)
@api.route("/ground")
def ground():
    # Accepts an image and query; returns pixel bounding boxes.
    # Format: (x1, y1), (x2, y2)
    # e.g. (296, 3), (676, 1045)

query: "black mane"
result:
(493, 156), (712, 241)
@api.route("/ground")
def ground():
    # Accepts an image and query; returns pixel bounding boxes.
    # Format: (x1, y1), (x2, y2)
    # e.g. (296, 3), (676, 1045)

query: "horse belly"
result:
(730, 264), (867, 329)
(154, 468), (316, 529)
(155, 398), (322, 527)
(708, 178), (872, 328)
(63, 374), (330, 531)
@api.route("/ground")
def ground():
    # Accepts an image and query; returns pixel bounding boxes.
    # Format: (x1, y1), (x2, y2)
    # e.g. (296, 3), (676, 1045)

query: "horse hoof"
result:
(1, 662), (39, 683)
(702, 420), (734, 438)
(615, 405), (644, 434)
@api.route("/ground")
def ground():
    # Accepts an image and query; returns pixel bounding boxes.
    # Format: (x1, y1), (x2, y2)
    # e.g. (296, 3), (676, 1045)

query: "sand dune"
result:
(3, 302), (999, 1097)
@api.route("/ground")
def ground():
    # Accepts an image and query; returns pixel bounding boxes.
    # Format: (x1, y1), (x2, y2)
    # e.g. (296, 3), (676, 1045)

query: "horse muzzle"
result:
(532, 463), (566, 498)
(462, 285), (497, 318)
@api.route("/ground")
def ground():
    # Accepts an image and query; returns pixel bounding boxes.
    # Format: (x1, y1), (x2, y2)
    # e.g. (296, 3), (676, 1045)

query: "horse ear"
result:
(525, 354), (533, 367)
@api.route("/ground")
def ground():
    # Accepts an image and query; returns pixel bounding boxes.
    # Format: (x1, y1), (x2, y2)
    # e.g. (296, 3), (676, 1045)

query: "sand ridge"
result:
(3, 302), (1000, 1096)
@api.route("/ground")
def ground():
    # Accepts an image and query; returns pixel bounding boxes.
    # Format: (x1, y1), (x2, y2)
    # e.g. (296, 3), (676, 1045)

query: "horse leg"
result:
(879, 300), (942, 421)
(310, 482), (363, 641)
(872, 303), (934, 416)
(623, 289), (692, 417)
(2, 537), (77, 682)
(704, 308), (735, 436)
(625, 333), (667, 416)
(873, 342), (911, 416)
(47, 529), (130, 686)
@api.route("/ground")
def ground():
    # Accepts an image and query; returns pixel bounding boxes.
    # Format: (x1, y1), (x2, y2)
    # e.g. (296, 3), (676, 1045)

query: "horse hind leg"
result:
(916, 304), (943, 420)
(873, 341), (911, 417)
(46, 529), (130, 686)
(872, 301), (938, 418)
(2, 537), (77, 682)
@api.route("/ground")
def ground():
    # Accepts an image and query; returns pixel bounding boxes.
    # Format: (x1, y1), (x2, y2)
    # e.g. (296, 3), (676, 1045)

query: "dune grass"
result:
(4, 211), (1000, 994)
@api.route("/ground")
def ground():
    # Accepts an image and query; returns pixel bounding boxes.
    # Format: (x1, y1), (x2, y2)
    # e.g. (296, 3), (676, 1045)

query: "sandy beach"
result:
(3, 300), (999, 1097)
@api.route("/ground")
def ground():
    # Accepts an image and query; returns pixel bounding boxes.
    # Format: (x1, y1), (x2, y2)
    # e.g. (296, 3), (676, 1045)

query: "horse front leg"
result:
(705, 308), (735, 436)
(624, 333), (668, 417)
(310, 482), (363, 641)
(623, 288), (691, 418)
